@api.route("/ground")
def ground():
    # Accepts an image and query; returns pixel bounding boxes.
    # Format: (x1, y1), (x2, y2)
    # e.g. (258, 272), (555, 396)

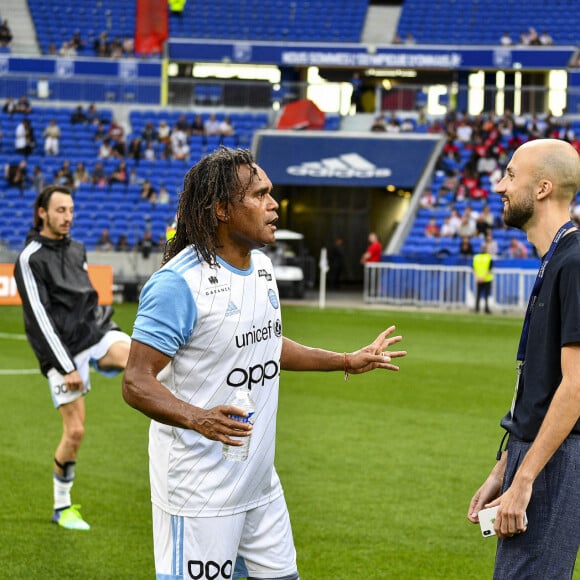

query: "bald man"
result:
(468, 139), (580, 579)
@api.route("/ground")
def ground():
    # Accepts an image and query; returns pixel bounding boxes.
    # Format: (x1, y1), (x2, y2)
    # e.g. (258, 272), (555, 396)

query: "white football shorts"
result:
(153, 494), (298, 579)
(47, 330), (130, 408)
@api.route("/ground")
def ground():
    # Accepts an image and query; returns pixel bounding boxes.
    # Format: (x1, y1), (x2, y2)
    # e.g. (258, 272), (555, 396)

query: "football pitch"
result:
(1, 303), (576, 579)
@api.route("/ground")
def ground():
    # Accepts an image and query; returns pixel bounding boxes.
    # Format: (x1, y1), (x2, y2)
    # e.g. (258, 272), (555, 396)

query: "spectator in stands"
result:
(3, 96), (16, 115)
(171, 135), (190, 161)
(500, 32), (513, 46)
(385, 114), (401, 133)
(476, 205), (496, 236)
(15, 118), (36, 156)
(94, 31), (110, 57)
(157, 120), (171, 158)
(476, 150), (499, 176)
(98, 138), (113, 160)
(506, 236), (529, 259)
(91, 161), (108, 188)
(122, 35), (134, 57)
(539, 30), (554, 45)
(143, 142), (156, 162)
(440, 216), (456, 238)
(0, 19), (13, 47)
(400, 118), (415, 132)
(485, 230), (499, 258)
(86, 103), (100, 125)
(404, 33), (416, 44)
(420, 189), (436, 209)
(360, 232), (382, 264)
(392, 32), (403, 44)
(110, 134), (128, 160)
(456, 120), (473, 144)
(32, 165), (45, 194)
(108, 37), (124, 59)
(204, 113), (221, 136)
(136, 230), (155, 258)
(70, 105), (88, 125)
(108, 118), (125, 141)
(457, 213), (477, 239)
(190, 114), (205, 137)
(155, 185), (170, 205)
(59, 41), (77, 57)
(43, 119), (61, 156)
(140, 179), (157, 202)
(54, 160), (74, 188)
(350, 72), (363, 113)
(141, 121), (158, 144)
(15, 95), (32, 114)
(115, 234), (132, 253)
(70, 30), (86, 53)
(424, 218), (440, 238)
(128, 138), (143, 163)
(47, 43), (57, 55)
(448, 208), (462, 233)
(93, 120), (108, 142)
(73, 161), (90, 189)
(370, 114), (386, 132)
(96, 228), (114, 252)
(218, 115), (235, 141)
(470, 178), (489, 202)
(459, 236), (474, 258)
(4, 159), (28, 195)
(108, 161), (128, 186)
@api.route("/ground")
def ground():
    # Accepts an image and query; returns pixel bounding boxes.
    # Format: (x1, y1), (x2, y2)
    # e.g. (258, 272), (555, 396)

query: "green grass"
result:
(0, 304), (576, 579)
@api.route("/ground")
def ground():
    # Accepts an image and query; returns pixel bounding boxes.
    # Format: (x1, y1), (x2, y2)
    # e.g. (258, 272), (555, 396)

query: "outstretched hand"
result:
(347, 325), (406, 374)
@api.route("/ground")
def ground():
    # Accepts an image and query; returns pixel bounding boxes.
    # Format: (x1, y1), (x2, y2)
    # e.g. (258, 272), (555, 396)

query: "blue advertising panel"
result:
(0, 56), (162, 78)
(169, 39), (576, 70)
(255, 131), (441, 188)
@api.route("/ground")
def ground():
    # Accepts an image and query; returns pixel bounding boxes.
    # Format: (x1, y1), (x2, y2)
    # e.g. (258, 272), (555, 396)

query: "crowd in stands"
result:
(409, 107), (580, 260)
(0, 19), (12, 49)
(499, 27), (553, 46)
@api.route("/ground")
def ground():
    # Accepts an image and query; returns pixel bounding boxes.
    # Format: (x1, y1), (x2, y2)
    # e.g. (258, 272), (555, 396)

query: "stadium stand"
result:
(397, 0), (578, 45)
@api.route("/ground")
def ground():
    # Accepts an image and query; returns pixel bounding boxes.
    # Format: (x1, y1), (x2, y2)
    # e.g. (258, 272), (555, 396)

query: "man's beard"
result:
(503, 196), (534, 230)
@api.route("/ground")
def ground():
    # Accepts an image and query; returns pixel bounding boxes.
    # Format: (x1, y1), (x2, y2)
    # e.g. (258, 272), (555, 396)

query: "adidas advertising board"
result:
(255, 132), (440, 187)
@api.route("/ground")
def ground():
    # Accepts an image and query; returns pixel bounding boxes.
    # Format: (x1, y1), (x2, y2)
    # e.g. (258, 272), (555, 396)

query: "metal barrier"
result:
(363, 262), (537, 311)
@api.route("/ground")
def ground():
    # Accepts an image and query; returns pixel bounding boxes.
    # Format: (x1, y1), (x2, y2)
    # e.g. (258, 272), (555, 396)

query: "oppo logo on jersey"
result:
(226, 360), (280, 389)
(187, 559), (232, 579)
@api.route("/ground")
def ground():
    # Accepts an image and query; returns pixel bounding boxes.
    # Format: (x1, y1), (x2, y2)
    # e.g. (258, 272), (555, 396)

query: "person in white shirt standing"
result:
(122, 147), (407, 580)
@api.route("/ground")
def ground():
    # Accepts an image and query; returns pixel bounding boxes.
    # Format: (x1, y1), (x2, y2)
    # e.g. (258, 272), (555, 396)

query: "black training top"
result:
(501, 229), (580, 441)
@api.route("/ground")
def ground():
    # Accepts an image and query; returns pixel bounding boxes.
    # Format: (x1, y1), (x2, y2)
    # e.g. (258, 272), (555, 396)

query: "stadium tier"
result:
(397, 0), (578, 45)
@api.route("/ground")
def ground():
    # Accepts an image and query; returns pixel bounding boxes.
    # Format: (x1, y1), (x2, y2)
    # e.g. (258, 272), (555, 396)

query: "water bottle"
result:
(222, 386), (255, 462)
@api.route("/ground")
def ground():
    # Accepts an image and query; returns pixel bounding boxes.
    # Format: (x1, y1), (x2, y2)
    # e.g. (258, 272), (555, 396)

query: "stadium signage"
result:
(255, 132), (440, 187)
(168, 40), (576, 70)
(0, 264), (113, 306)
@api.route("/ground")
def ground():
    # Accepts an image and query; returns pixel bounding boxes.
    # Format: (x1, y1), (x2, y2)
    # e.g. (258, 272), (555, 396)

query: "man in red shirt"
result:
(360, 232), (382, 263)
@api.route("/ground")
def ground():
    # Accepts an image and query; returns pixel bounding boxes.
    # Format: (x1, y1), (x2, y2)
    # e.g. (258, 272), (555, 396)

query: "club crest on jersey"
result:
(258, 268), (272, 281)
(268, 288), (279, 309)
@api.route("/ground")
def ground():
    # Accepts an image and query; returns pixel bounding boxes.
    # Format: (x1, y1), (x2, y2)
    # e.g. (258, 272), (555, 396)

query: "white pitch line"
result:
(0, 332), (28, 340)
(0, 369), (39, 375)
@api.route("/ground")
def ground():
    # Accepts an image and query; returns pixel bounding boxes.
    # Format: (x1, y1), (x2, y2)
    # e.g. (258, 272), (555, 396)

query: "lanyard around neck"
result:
(516, 221), (575, 362)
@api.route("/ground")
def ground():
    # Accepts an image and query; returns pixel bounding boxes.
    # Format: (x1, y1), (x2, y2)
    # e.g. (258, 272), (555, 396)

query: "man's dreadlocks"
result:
(163, 147), (258, 266)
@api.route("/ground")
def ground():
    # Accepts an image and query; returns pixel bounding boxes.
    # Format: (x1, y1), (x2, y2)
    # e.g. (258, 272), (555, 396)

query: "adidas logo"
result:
(286, 153), (392, 179)
(225, 301), (240, 317)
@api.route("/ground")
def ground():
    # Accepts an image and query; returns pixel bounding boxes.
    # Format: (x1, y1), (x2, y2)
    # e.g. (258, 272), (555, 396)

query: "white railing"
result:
(363, 262), (537, 311)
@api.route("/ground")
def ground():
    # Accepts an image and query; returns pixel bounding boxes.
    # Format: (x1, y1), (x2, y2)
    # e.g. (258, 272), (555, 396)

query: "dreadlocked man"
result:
(123, 147), (407, 580)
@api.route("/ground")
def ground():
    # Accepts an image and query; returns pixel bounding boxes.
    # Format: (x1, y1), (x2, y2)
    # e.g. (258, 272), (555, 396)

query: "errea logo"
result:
(287, 152), (392, 179)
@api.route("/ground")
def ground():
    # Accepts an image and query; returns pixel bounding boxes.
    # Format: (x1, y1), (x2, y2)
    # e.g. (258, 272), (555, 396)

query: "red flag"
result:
(135, 0), (169, 55)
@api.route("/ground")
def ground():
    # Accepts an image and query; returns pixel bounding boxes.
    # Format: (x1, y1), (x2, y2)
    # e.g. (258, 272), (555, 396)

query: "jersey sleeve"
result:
(132, 269), (197, 357)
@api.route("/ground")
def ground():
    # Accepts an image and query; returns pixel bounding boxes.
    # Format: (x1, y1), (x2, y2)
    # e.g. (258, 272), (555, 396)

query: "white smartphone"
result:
(478, 506), (528, 538)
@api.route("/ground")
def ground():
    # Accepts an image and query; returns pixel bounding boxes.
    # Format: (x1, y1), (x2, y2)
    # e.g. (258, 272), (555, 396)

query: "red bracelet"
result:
(344, 352), (349, 382)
